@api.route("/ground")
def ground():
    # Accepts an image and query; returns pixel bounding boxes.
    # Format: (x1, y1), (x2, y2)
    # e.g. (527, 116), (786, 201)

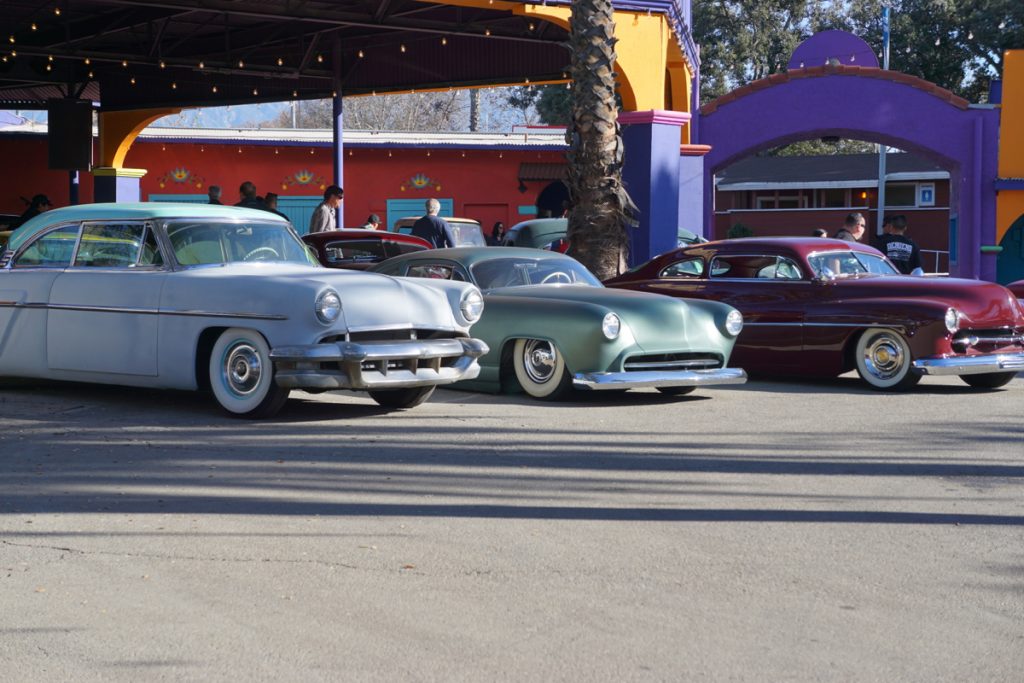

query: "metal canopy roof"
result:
(1, 0), (573, 110)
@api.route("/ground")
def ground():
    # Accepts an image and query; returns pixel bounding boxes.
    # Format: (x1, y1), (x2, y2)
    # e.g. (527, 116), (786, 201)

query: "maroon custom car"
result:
(606, 238), (1024, 391)
(303, 229), (430, 270)
(1009, 280), (1024, 302)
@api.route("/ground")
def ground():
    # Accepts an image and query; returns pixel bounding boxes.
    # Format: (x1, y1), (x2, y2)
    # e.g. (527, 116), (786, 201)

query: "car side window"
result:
(74, 222), (146, 267)
(711, 255), (781, 279)
(406, 263), (467, 281)
(325, 239), (386, 265)
(13, 225), (81, 268)
(139, 225), (164, 266)
(659, 258), (704, 278)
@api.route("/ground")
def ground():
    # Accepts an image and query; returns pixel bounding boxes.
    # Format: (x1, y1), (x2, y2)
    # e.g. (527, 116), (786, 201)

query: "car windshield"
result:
(451, 223), (487, 247)
(470, 257), (601, 290)
(807, 250), (899, 278)
(166, 220), (315, 266)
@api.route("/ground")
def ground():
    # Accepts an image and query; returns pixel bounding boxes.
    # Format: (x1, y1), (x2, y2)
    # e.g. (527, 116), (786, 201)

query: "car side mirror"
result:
(910, 267), (925, 277)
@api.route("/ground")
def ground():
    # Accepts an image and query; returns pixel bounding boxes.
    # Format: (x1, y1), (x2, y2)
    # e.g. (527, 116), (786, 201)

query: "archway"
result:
(698, 64), (999, 280)
(535, 181), (569, 219)
(997, 214), (1024, 283)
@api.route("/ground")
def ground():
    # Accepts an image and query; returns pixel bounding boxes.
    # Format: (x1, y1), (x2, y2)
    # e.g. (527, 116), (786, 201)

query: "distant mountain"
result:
(153, 102), (291, 128)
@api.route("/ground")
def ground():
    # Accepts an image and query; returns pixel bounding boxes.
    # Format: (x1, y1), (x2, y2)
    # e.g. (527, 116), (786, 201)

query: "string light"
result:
(198, 60), (205, 69)
(1, 56), (6, 63)
(7, 36), (14, 44)
(400, 44), (406, 53)
(48, 54), (53, 62)
(31, 23), (37, 31)
(84, 57), (90, 64)
(274, 148), (279, 155)
(292, 90), (298, 97)
(277, 57), (284, 66)
(211, 85), (218, 93)
(87, 70), (93, 78)
(237, 59), (244, 68)
(54, 7), (61, 15)
(528, 23), (535, 31)
(441, 37), (447, 46)
(316, 54), (324, 63)
(358, 49), (364, 58)
(130, 76), (136, 84)
(171, 81), (177, 89)
(252, 87), (259, 95)
(485, 28), (491, 36)
(121, 59), (128, 67)
(10, 50), (16, 57)
(159, 59), (166, 68)
(310, 148), (315, 155)
(45, 63), (52, 71)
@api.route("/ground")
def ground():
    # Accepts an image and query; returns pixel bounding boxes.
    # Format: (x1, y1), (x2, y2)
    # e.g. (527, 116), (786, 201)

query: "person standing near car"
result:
(308, 185), (344, 233)
(489, 221), (506, 246)
(834, 212), (866, 242)
(11, 194), (52, 229)
(411, 198), (456, 248)
(877, 215), (922, 274)
(361, 214), (381, 230)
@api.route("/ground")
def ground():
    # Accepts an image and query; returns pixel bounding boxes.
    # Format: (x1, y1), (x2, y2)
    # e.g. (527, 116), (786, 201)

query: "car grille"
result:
(623, 353), (723, 372)
(951, 328), (1024, 351)
(322, 328), (459, 343)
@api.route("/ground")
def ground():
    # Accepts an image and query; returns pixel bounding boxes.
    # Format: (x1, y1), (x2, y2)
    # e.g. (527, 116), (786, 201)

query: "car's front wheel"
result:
(368, 386), (436, 409)
(854, 328), (921, 391)
(209, 328), (290, 418)
(959, 372), (1017, 389)
(512, 338), (573, 400)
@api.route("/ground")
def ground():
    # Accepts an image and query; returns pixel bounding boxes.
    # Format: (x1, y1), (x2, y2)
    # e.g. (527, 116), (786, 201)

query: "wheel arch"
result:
(195, 326), (230, 391)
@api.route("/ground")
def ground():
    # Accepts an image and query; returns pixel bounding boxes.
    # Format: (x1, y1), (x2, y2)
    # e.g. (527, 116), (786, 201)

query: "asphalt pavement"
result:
(1, 373), (1022, 682)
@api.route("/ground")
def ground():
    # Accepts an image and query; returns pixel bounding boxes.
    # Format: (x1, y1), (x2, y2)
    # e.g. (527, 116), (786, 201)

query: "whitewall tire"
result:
(854, 328), (921, 391)
(209, 328), (290, 418)
(512, 338), (573, 400)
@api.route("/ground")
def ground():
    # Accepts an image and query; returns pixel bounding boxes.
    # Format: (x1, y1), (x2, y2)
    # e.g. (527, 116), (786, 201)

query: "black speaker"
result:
(47, 99), (94, 171)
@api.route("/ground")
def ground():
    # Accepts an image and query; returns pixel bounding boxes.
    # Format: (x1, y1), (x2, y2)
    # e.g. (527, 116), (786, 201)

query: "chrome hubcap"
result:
(223, 343), (262, 396)
(523, 340), (556, 384)
(863, 335), (905, 380)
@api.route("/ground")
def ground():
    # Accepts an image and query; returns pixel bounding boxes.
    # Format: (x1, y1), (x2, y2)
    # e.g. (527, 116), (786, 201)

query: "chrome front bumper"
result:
(270, 338), (488, 390)
(573, 367), (748, 390)
(913, 352), (1024, 376)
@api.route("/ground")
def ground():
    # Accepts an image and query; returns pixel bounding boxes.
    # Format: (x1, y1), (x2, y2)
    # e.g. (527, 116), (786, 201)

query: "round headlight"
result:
(725, 309), (744, 336)
(944, 307), (961, 334)
(315, 289), (341, 325)
(602, 312), (621, 340)
(460, 289), (484, 323)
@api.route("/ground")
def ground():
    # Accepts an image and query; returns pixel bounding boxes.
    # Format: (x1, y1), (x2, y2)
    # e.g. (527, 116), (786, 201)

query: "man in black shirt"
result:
(834, 212), (866, 242)
(877, 215), (922, 274)
(411, 198), (456, 248)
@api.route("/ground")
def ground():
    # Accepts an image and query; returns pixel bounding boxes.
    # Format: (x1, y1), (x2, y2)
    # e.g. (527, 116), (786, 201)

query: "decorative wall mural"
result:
(281, 169), (326, 190)
(157, 167), (205, 189)
(400, 173), (442, 192)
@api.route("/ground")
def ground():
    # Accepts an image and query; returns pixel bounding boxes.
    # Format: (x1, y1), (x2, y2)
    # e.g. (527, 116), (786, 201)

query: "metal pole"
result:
(68, 170), (79, 206)
(875, 5), (891, 237)
(332, 34), (344, 228)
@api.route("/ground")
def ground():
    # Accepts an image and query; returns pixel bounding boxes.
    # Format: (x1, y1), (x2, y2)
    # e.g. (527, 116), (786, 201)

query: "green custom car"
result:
(372, 248), (746, 399)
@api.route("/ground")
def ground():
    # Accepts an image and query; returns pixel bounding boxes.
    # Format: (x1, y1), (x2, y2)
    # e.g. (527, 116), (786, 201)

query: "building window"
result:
(820, 188), (847, 208)
(884, 182), (918, 208)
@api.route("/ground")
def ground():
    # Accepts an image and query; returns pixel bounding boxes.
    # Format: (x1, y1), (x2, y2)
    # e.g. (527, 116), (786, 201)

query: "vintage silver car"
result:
(0, 203), (488, 418)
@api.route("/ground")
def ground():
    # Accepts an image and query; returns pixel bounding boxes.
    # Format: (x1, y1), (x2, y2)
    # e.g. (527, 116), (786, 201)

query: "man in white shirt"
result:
(308, 185), (344, 233)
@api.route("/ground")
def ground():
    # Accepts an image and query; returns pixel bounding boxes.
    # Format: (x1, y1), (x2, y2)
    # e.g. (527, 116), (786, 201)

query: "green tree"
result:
(535, 84), (573, 125)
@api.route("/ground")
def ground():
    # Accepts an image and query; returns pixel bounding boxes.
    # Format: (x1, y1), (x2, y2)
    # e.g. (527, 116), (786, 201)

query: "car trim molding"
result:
(0, 301), (288, 321)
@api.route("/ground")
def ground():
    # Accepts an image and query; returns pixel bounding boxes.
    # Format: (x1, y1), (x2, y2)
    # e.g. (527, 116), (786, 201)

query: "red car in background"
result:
(606, 238), (1024, 391)
(303, 229), (430, 270)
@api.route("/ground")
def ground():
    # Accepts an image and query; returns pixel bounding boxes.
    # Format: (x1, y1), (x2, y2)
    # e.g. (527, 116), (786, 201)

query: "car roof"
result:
(303, 228), (431, 247)
(678, 236), (882, 259)
(6, 202), (288, 252)
(392, 216), (481, 227)
(378, 246), (572, 268)
(508, 217), (567, 233)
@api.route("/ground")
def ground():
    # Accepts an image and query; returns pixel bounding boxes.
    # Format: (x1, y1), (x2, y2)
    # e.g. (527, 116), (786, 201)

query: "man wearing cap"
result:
(12, 194), (53, 229)
(877, 215), (923, 274)
(308, 185), (344, 233)
(361, 214), (381, 230)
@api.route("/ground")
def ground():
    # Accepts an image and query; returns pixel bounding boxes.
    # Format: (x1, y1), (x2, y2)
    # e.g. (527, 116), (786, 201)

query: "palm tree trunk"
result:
(565, 0), (636, 281)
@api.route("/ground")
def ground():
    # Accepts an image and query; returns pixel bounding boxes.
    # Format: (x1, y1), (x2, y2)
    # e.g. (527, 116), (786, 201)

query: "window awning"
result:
(518, 163), (567, 182)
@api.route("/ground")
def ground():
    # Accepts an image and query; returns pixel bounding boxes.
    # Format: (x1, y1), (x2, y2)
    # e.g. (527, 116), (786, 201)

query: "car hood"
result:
(165, 263), (461, 332)
(487, 284), (731, 350)
(833, 276), (1024, 327)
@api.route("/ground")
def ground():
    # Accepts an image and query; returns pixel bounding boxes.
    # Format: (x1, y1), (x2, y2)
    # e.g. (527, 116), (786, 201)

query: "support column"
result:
(619, 110), (690, 266)
(94, 107), (178, 203)
(332, 35), (344, 227)
(678, 144), (711, 240)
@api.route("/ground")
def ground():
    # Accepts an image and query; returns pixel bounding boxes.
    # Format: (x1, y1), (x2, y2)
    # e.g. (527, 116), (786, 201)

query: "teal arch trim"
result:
(996, 213), (1024, 284)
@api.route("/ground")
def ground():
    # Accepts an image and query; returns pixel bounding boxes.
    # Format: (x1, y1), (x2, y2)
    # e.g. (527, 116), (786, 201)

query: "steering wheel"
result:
(243, 246), (281, 261)
(541, 271), (572, 284)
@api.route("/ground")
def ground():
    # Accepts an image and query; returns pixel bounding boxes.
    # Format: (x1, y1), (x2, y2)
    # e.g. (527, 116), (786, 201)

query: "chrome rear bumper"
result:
(913, 352), (1024, 376)
(270, 338), (488, 390)
(573, 367), (747, 390)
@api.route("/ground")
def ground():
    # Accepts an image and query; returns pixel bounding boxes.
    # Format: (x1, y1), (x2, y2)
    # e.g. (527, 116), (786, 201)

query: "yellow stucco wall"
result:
(98, 108), (179, 169)
(997, 50), (1024, 245)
